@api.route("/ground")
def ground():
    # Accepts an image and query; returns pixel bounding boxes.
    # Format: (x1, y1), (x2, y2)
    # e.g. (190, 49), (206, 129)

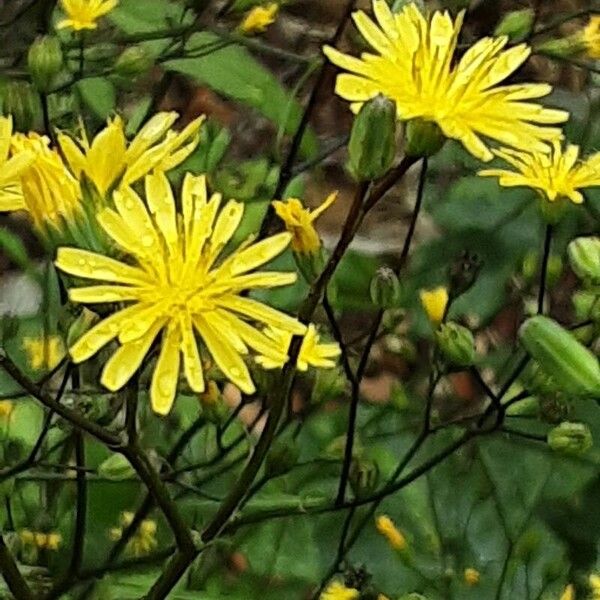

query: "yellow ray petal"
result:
(150, 326), (181, 415)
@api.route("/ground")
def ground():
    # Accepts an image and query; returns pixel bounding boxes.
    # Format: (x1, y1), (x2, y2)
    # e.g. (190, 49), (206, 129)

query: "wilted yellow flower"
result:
(583, 15), (600, 59)
(324, 1), (568, 162)
(23, 335), (65, 371)
(479, 141), (600, 204)
(0, 117), (32, 212)
(240, 3), (279, 35)
(7, 133), (81, 238)
(272, 192), (337, 254)
(321, 581), (360, 600)
(56, 173), (304, 415)
(419, 287), (449, 326)
(256, 324), (340, 371)
(375, 514), (407, 551)
(560, 584), (575, 600)
(57, 0), (118, 31)
(58, 112), (204, 197)
(0, 400), (14, 420)
(464, 567), (480, 586)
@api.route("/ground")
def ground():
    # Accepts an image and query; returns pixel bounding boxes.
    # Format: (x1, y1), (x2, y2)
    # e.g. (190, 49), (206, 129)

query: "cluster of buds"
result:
(19, 529), (62, 551)
(109, 511), (158, 557)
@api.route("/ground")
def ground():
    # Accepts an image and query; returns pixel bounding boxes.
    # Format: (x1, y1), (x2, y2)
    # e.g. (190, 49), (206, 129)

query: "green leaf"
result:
(76, 77), (116, 120)
(164, 32), (318, 158)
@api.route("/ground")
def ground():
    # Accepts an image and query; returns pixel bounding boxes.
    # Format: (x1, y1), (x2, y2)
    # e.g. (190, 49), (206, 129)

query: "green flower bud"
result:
(519, 316), (600, 398)
(114, 45), (153, 78)
(98, 453), (135, 481)
(435, 322), (476, 367)
(568, 237), (600, 285)
(405, 118), (445, 158)
(27, 36), (63, 92)
(547, 422), (593, 456)
(494, 9), (535, 42)
(535, 36), (586, 60)
(2, 81), (40, 131)
(67, 308), (99, 348)
(349, 458), (379, 499)
(573, 291), (600, 323)
(348, 94), (397, 181)
(265, 441), (299, 478)
(370, 267), (401, 309)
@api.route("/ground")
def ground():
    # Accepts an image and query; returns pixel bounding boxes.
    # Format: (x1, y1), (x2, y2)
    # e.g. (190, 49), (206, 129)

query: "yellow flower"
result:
(464, 567), (480, 586)
(21, 530), (62, 550)
(58, 112), (204, 197)
(22, 336), (65, 371)
(479, 141), (600, 204)
(320, 581), (360, 600)
(323, 1), (568, 162)
(256, 324), (341, 371)
(18, 529), (34, 545)
(560, 584), (575, 600)
(240, 3), (279, 35)
(0, 116), (33, 212)
(419, 287), (449, 326)
(57, 0), (118, 31)
(583, 15), (600, 59)
(590, 573), (600, 599)
(272, 192), (337, 254)
(0, 400), (14, 420)
(110, 512), (158, 556)
(7, 133), (81, 237)
(55, 172), (304, 415)
(44, 532), (62, 551)
(375, 514), (407, 551)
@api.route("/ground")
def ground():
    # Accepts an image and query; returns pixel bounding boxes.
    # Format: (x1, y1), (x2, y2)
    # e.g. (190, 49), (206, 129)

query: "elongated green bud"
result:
(2, 81), (40, 131)
(370, 267), (401, 309)
(98, 454), (135, 481)
(28, 36), (63, 92)
(436, 322), (476, 367)
(547, 422), (593, 456)
(348, 94), (396, 181)
(519, 316), (600, 398)
(115, 45), (153, 78)
(568, 236), (600, 284)
(405, 118), (445, 158)
(494, 9), (535, 42)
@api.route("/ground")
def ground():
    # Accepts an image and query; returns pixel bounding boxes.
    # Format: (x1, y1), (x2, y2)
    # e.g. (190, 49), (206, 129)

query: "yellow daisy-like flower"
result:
(57, 0), (118, 31)
(323, 1), (568, 162)
(375, 514), (407, 551)
(256, 324), (341, 371)
(22, 335), (66, 371)
(321, 581), (360, 600)
(8, 133), (81, 237)
(0, 116), (33, 212)
(55, 172), (304, 415)
(583, 15), (600, 59)
(272, 192), (337, 254)
(419, 286), (449, 326)
(58, 112), (204, 197)
(479, 141), (600, 204)
(240, 3), (279, 35)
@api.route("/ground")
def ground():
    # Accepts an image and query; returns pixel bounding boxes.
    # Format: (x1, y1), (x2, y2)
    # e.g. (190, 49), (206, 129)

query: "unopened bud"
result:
(349, 458), (379, 498)
(405, 118), (445, 158)
(494, 9), (535, 42)
(28, 36), (63, 92)
(265, 441), (299, 478)
(547, 421), (593, 456)
(420, 287), (448, 327)
(98, 453), (135, 481)
(115, 45), (153, 78)
(573, 291), (600, 323)
(348, 94), (397, 181)
(370, 267), (401, 309)
(67, 308), (98, 348)
(436, 322), (476, 367)
(568, 236), (600, 284)
(2, 81), (40, 131)
(535, 36), (585, 60)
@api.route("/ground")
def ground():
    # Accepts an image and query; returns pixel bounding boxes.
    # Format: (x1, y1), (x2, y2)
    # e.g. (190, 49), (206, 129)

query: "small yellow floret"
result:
(57, 0), (119, 31)
(464, 567), (480, 586)
(320, 580), (360, 600)
(583, 15), (600, 59)
(0, 400), (14, 420)
(272, 192), (337, 254)
(419, 287), (449, 326)
(240, 4), (279, 35)
(375, 514), (407, 551)
(560, 583), (575, 600)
